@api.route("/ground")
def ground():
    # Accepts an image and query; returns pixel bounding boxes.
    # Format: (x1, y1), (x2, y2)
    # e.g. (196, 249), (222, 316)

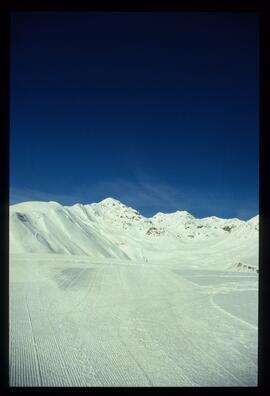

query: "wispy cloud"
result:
(10, 186), (80, 206)
(76, 178), (184, 214)
(10, 177), (258, 220)
(76, 176), (257, 219)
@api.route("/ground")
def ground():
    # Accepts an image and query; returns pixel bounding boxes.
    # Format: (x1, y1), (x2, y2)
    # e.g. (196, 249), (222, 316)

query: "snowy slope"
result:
(10, 254), (258, 386)
(10, 198), (259, 386)
(9, 198), (259, 270)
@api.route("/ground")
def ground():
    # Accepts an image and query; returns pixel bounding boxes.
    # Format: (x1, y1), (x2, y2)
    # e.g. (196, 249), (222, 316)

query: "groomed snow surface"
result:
(9, 199), (258, 386)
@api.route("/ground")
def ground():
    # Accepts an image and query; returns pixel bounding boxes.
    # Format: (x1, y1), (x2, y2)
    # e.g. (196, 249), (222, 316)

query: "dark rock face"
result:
(146, 227), (164, 236)
(236, 262), (258, 273)
(16, 212), (27, 222)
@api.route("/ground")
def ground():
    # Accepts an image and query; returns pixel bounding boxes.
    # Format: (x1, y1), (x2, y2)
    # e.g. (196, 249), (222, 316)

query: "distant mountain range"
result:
(10, 198), (259, 271)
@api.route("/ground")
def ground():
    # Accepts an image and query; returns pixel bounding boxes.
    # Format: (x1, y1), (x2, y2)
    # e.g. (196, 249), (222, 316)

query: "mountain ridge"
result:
(10, 198), (259, 271)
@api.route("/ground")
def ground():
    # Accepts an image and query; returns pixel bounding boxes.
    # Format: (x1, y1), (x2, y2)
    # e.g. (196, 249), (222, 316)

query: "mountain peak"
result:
(176, 210), (193, 216)
(9, 199), (259, 270)
(98, 197), (123, 206)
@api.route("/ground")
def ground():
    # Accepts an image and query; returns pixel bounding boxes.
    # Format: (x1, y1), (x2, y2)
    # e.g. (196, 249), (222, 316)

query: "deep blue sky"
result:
(10, 12), (259, 219)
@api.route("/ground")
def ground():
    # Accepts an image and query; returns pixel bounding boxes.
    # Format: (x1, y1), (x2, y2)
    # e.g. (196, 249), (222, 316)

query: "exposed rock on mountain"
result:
(10, 198), (259, 271)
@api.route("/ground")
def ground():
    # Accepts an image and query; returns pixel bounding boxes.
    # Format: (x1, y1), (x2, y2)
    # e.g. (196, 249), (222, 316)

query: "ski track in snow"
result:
(9, 254), (258, 387)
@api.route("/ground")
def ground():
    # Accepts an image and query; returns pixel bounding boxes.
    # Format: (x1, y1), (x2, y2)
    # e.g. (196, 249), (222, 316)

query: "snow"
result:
(9, 198), (259, 386)
(9, 198), (259, 270)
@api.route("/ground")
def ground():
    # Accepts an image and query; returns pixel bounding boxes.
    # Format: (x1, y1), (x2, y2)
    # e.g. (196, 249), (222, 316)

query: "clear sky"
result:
(10, 12), (259, 219)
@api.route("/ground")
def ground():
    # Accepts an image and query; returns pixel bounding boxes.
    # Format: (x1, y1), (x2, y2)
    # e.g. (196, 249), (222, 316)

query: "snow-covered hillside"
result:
(10, 198), (259, 270)
(9, 198), (259, 386)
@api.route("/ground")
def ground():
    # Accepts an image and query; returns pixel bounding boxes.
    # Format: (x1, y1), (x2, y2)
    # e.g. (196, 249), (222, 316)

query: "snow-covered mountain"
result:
(9, 198), (259, 270)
